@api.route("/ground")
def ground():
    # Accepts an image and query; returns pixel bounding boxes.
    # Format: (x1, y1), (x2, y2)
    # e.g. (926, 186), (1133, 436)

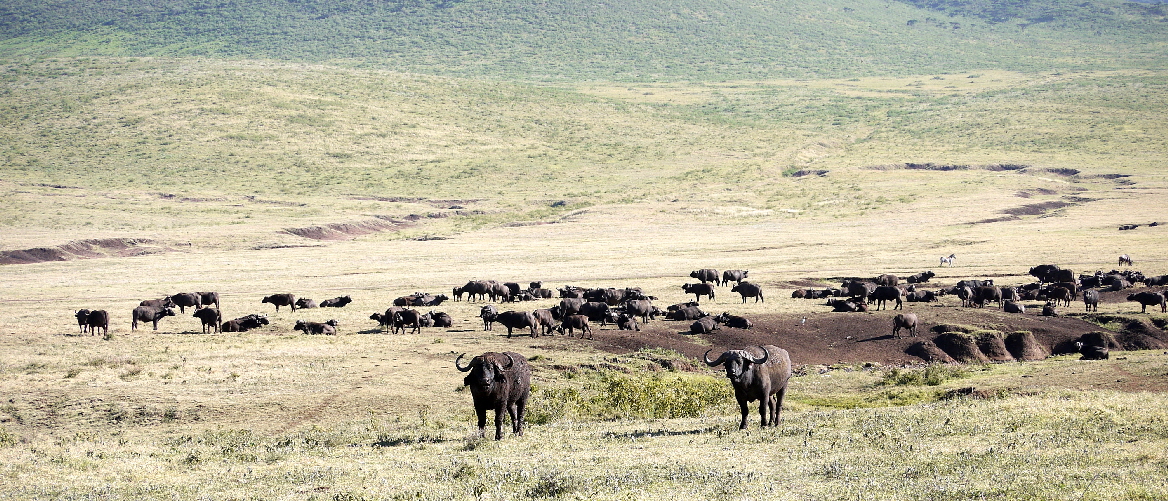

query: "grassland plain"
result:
(3, 57), (1168, 498)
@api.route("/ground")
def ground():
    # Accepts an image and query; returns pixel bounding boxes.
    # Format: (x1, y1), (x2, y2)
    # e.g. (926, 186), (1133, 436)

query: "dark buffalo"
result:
(874, 274), (899, 287)
(393, 309), (425, 334)
(221, 314), (268, 332)
(892, 313), (917, 338)
(452, 286), (466, 301)
(973, 286), (1003, 309)
(86, 310), (110, 337)
(622, 299), (657, 323)
(666, 305), (707, 321)
(843, 280), (877, 298)
(1077, 341), (1109, 360)
(1041, 302), (1059, 317)
(616, 313), (639, 331)
(1030, 265), (1074, 284)
(829, 298), (867, 313)
(704, 345), (792, 430)
(715, 313), (752, 329)
(294, 319), (338, 335)
(529, 288), (554, 299)
(167, 292), (202, 314)
(682, 283), (716, 303)
(456, 352), (531, 440)
(196, 291), (220, 310)
(870, 286), (903, 311)
(1144, 275), (1168, 287)
(1128, 292), (1166, 313)
(487, 281), (511, 302)
(1003, 301), (1026, 314)
(320, 296), (352, 308)
(131, 306), (175, 331)
(532, 309), (556, 336)
(140, 297), (176, 309)
(578, 302), (612, 325)
(556, 315), (593, 339)
(1082, 290), (1100, 312)
(1047, 286), (1074, 308)
(905, 290), (936, 302)
(496, 311), (539, 338)
(192, 308), (221, 334)
(75, 309), (91, 334)
(690, 269), (720, 285)
(905, 271), (935, 284)
(558, 298), (586, 317)
(731, 282), (764, 303)
(722, 270), (749, 285)
(459, 281), (492, 302)
(956, 285), (973, 307)
(690, 315), (720, 334)
(262, 294), (297, 312)
(295, 298), (319, 309)
(430, 311), (453, 328)
(480, 305), (498, 331)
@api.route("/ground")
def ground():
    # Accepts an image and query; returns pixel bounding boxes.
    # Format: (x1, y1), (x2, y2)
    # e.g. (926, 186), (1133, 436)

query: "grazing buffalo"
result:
(75, 309), (92, 334)
(532, 309), (557, 336)
(1047, 286), (1074, 308)
(196, 292), (220, 310)
(622, 299), (657, 323)
(731, 282), (764, 303)
(295, 298), (319, 309)
(496, 311), (539, 338)
(715, 313), (752, 329)
(682, 283), (716, 303)
(86, 310), (110, 337)
(1082, 290), (1100, 312)
(722, 270), (749, 285)
(221, 314), (268, 332)
(556, 315), (593, 339)
(320, 296), (352, 308)
(456, 352), (531, 440)
(704, 345), (792, 430)
(578, 302), (612, 326)
(394, 309), (425, 334)
(262, 294), (297, 312)
(690, 269), (720, 285)
(616, 313), (639, 331)
(892, 313), (917, 338)
(905, 271), (936, 284)
(1003, 301), (1026, 314)
(689, 315), (720, 334)
(131, 306), (175, 331)
(294, 319), (338, 335)
(1119, 254), (1133, 267)
(870, 286), (903, 311)
(166, 293), (202, 314)
(973, 286), (1003, 309)
(192, 308), (221, 334)
(1127, 292), (1167, 313)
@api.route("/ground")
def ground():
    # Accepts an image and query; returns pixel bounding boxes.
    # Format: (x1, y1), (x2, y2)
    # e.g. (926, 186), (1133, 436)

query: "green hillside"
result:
(1, 0), (1166, 80)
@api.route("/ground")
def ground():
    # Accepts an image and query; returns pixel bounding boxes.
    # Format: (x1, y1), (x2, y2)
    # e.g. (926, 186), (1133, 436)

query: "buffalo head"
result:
(456, 352), (515, 387)
(704, 348), (768, 384)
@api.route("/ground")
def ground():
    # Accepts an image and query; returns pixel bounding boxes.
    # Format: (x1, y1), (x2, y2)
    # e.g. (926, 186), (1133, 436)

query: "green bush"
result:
(881, 364), (971, 386)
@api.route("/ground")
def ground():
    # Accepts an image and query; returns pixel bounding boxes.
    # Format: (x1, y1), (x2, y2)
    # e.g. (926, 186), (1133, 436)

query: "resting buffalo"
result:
(616, 313), (639, 331)
(1144, 275), (1168, 287)
(905, 290), (936, 302)
(1076, 341), (1109, 360)
(166, 293), (201, 314)
(86, 310), (110, 337)
(556, 315), (593, 339)
(456, 352), (531, 440)
(430, 311), (453, 328)
(496, 311), (539, 338)
(320, 296), (352, 308)
(905, 271), (935, 284)
(295, 298), (319, 309)
(131, 306), (175, 331)
(722, 270), (749, 285)
(828, 298), (867, 313)
(690, 269), (720, 285)
(221, 314), (268, 332)
(1041, 302), (1059, 317)
(681, 283), (716, 303)
(294, 319), (338, 335)
(892, 313), (917, 338)
(666, 305), (707, 321)
(262, 294), (297, 312)
(715, 313), (752, 329)
(1003, 301), (1025, 314)
(731, 282), (764, 303)
(1082, 290), (1100, 312)
(704, 345), (792, 429)
(690, 315), (720, 334)
(870, 286), (903, 310)
(1127, 292), (1167, 313)
(192, 308), (221, 334)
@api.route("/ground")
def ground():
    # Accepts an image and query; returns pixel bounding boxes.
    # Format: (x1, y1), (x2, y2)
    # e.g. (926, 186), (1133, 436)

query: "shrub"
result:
(881, 364), (971, 386)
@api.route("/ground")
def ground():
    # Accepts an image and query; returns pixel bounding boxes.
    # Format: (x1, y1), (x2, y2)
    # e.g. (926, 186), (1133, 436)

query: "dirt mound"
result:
(1005, 331), (1048, 361)
(284, 219), (408, 240)
(934, 333), (990, 363)
(0, 238), (158, 265)
(905, 340), (956, 363)
(976, 333), (1015, 362)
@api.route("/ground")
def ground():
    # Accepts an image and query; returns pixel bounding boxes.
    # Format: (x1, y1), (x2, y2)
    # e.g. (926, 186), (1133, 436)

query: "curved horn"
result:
(748, 346), (770, 365)
(455, 353), (473, 372)
(703, 349), (729, 367)
(503, 352), (515, 370)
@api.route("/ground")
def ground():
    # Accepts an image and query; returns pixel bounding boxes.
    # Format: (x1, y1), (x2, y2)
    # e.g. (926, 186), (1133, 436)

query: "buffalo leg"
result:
(758, 399), (769, 428)
(494, 406), (506, 440)
(515, 396), (527, 437)
(738, 399), (750, 430)
(773, 387), (787, 425)
(475, 406), (488, 438)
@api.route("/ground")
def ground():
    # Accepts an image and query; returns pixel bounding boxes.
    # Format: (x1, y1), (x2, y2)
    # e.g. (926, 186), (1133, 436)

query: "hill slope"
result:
(1, 0), (1166, 80)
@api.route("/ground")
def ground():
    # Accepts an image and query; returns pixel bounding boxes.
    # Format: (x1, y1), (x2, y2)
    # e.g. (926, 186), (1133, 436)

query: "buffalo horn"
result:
(455, 353), (474, 372)
(748, 346), (770, 365)
(703, 349), (729, 367)
(503, 352), (515, 370)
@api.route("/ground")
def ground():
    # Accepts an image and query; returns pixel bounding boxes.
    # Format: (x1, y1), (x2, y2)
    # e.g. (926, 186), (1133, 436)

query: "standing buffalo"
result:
(731, 282), (764, 303)
(1082, 290), (1100, 312)
(892, 313), (918, 338)
(532, 309), (557, 336)
(86, 310), (110, 337)
(196, 292), (220, 310)
(480, 305), (498, 331)
(722, 270), (749, 285)
(192, 308), (221, 334)
(557, 315), (594, 339)
(704, 345), (792, 430)
(496, 311), (539, 338)
(75, 309), (92, 334)
(870, 286), (903, 310)
(1127, 292), (1166, 313)
(1030, 264), (1074, 284)
(262, 294), (297, 312)
(622, 299), (657, 323)
(166, 293), (202, 314)
(456, 352), (532, 440)
(393, 309), (425, 334)
(973, 286), (1003, 309)
(682, 283), (716, 303)
(131, 306), (175, 331)
(874, 274), (899, 287)
(690, 269), (720, 285)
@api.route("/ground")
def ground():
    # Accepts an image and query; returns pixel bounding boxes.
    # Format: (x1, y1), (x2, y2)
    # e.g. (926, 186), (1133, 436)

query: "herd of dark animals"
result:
(69, 258), (1168, 439)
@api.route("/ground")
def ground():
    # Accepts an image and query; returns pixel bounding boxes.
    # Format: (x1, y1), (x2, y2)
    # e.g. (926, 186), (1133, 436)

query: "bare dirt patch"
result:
(0, 238), (163, 265)
(284, 219), (410, 240)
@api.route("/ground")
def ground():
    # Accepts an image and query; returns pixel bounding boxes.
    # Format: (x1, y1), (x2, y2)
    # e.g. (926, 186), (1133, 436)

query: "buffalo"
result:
(1082, 290), (1100, 312)
(221, 314), (268, 332)
(167, 292), (201, 314)
(905, 271), (935, 284)
(892, 313), (917, 338)
(870, 286), (903, 311)
(578, 302), (612, 326)
(480, 305), (498, 331)
(295, 298), (319, 309)
(393, 309), (425, 334)
(1030, 264), (1074, 284)
(294, 319), (338, 335)
(456, 352), (531, 440)
(731, 282), (764, 303)
(496, 311), (539, 338)
(690, 269), (720, 285)
(262, 294), (297, 312)
(704, 345), (792, 429)
(192, 308), (221, 334)
(1076, 341), (1109, 360)
(140, 297), (176, 309)
(1047, 286), (1074, 308)
(196, 291), (220, 310)
(715, 313), (752, 329)
(532, 309), (556, 336)
(86, 310), (110, 337)
(131, 306), (175, 331)
(1127, 292), (1167, 313)
(681, 283), (716, 303)
(622, 299), (657, 323)
(666, 305), (707, 321)
(973, 286), (1003, 309)
(722, 270), (749, 285)
(874, 274), (899, 287)
(615, 313), (639, 331)
(430, 311), (453, 328)
(556, 315), (593, 339)
(75, 309), (91, 334)
(689, 315), (720, 334)
(320, 296), (352, 308)
(1003, 301), (1026, 314)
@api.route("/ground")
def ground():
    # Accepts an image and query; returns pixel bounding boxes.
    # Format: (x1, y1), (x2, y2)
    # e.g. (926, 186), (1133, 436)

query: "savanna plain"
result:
(2, 57), (1168, 500)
